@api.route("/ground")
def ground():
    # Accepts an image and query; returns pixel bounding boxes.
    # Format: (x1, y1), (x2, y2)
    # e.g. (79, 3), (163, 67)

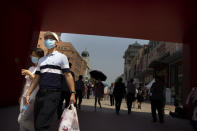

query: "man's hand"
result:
(64, 72), (76, 104)
(70, 93), (76, 104)
(21, 69), (31, 76)
(26, 95), (31, 104)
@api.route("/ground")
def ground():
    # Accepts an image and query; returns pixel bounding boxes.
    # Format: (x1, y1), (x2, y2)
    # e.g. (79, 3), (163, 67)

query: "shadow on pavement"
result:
(78, 105), (193, 131)
(0, 106), (20, 131)
(0, 105), (193, 131)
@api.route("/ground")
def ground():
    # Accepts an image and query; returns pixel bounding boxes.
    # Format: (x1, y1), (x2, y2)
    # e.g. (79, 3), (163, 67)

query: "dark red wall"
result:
(1, 2), (40, 106)
(2, 0), (197, 106)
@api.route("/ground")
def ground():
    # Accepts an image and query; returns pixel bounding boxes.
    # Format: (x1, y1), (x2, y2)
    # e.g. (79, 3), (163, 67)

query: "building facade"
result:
(125, 40), (183, 104)
(81, 50), (91, 81)
(123, 41), (143, 85)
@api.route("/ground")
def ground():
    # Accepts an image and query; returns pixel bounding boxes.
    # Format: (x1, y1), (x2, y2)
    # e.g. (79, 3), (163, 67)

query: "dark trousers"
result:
(110, 94), (114, 106)
(57, 91), (71, 119)
(115, 96), (122, 114)
(34, 90), (61, 131)
(87, 90), (90, 99)
(127, 93), (135, 112)
(127, 93), (134, 112)
(151, 100), (164, 122)
(75, 90), (83, 107)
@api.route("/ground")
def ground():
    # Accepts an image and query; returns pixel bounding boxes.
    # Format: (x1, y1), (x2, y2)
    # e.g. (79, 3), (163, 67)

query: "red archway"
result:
(2, 0), (197, 107)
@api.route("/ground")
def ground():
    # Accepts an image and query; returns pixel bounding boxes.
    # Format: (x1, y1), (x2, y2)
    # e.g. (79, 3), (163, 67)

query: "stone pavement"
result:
(0, 98), (193, 131)
(75, 98), (193, 131)
(80, 98), (175, 115)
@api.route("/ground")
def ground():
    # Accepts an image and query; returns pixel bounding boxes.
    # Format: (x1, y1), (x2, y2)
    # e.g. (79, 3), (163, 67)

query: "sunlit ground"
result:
(79, 96), (175, 115)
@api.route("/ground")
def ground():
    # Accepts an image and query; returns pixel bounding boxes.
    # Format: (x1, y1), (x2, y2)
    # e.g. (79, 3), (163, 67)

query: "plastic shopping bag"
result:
(59, 104), (80, 131)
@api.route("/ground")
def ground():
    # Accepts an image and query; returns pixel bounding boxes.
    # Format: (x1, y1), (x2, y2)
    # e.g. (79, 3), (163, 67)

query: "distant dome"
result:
(131, 41), (141, 47)
(81, 50), (89, 57)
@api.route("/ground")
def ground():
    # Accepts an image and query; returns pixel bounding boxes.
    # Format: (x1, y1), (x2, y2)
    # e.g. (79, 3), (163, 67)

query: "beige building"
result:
(126, 40), (183, 103)
(37, 31), (87, 80)
(123, 41), (143, 85)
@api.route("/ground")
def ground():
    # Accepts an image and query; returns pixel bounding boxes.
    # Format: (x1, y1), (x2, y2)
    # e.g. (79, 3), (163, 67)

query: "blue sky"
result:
(61, 33), (149, 85)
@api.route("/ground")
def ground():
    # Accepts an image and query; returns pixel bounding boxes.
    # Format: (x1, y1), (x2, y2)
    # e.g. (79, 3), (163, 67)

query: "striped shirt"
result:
(35, 51), (70, 89)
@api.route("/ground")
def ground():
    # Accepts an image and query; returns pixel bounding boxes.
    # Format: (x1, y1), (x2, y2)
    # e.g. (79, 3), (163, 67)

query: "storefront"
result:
(149, 54), (170, 103)
(161, 51), (183, 104)
(169, 60), (183, 105)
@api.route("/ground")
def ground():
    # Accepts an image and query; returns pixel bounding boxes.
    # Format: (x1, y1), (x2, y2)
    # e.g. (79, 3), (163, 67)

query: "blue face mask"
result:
(31, 56), (39, 64)
(44, 39), (56, 49)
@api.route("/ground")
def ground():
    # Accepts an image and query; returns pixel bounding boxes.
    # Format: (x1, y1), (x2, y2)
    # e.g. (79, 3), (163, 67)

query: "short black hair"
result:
(130, 78), (134, 83)
(155, 75), (162, 81)
(79, 75), (83, 80)
(118, 77), (123, 82)
(32, 48), (44, 58)
(69, 62), (72, 68)
(115, 77), (123, 84)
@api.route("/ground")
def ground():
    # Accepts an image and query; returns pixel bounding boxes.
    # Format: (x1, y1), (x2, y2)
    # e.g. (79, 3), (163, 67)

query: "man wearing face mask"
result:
(25, 32), (76, 131)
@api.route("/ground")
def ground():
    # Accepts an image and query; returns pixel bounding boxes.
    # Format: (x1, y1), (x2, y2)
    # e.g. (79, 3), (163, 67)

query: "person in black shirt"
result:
(75, 75), (85, 109)
(150, 76), (165, 123)
(126, 79), (136, 114)
(113, 77), (126, 115)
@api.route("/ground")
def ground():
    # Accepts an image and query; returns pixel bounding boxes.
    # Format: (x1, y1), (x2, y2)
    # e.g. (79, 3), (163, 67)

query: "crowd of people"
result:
(108, 78), (145, 115)
(73, 75), (166, 124)
(108, 76), (166, 124)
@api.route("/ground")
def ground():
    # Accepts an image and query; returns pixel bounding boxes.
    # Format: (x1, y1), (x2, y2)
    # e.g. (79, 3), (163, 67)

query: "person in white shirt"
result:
(18, 48), (44, 131)
(25, 32), (76, 131)
(109, 83), (115, 106)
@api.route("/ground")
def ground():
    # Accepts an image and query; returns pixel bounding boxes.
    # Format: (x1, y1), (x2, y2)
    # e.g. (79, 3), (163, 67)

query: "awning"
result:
(149, 61), (167, 69)
(135, 69), (154, 81)
(160, 51), (182, 64)
(149, 51), (182, 69)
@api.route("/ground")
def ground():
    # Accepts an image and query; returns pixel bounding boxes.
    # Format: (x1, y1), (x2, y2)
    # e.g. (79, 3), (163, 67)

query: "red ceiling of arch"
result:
(26, 0), (195, 43)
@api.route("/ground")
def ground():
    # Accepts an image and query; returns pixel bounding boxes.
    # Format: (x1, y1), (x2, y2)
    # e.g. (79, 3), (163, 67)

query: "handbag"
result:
(59, 104), (80, 131)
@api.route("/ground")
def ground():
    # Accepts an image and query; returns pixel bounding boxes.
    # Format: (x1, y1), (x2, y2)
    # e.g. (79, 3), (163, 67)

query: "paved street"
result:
(80, 97), (175, 114)
(77, 98), (193, 131)
(0, 98), (193, 131)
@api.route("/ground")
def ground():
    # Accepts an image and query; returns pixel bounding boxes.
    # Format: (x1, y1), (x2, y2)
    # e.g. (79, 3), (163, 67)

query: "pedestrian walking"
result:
(25, 32), (76, 131)
(133, 88), (138, 108)
(84, 84), (88, 98)
(137, 87), (144, 109)
(126, 79), (136, 114)
(109, 83), (115, 106)
(75, 75), (85, 109)
(150, 76), (166, 123)
(57, 62), (75, 119)
(94, 79), (104, 110)
(18, 48), (44, 131)
(89, 70), (106, 110)
(87, 83), (91, 99)
(113, 77), (126, 115)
